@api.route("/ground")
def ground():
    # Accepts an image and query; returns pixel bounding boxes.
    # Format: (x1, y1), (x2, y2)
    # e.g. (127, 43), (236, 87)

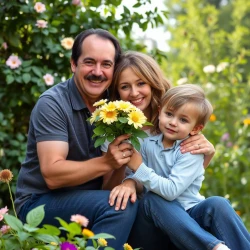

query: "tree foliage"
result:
(164, 0), (250, 229)
(0, 0), (167, 208)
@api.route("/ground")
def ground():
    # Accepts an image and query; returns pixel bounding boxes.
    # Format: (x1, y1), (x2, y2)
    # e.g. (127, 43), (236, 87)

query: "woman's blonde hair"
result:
(109, 51), (171, 132)
(153, 84), (213, 134)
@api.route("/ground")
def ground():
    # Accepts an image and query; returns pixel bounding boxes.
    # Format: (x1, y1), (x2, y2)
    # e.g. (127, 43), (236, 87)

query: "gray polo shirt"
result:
(15, 77), (103, 214)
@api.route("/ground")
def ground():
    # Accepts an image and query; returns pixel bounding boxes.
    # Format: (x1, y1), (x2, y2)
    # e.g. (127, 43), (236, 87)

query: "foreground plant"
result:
(0, 169), (140, 250)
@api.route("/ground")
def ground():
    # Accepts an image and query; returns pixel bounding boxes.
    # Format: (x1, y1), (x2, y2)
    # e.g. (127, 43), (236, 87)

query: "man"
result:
(15, 29), (137, 250)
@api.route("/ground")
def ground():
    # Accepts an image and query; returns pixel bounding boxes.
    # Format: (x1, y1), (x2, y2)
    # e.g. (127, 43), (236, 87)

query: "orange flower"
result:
(0, 169), (13, 183)
(209, 114), (216, 122)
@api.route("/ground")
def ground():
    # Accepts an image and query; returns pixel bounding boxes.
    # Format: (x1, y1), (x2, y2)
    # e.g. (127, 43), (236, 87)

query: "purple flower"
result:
(221, 132), (230, 142)
(60, 242), (78, 250)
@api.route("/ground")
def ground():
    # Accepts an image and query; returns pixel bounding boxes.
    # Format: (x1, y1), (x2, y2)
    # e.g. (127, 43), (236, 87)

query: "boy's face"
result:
(158, 103), (203, 148)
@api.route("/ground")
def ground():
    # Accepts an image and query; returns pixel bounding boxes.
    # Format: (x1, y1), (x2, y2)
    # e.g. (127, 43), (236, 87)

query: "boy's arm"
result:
(127, 149), (204, 201)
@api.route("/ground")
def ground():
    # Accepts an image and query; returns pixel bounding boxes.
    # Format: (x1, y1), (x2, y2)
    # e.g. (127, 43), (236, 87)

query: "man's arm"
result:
(38, 135), (133, 189)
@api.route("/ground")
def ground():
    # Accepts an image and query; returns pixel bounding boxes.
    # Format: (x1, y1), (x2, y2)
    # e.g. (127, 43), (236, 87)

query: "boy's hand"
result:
(127, 148), (143, 172)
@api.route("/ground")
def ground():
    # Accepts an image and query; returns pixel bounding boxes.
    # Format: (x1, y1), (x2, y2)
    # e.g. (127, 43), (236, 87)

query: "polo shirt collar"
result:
(151, 133), (186, 150)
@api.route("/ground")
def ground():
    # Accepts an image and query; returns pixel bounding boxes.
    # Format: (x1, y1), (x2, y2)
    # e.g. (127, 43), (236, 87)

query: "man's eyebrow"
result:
(83, 57), (95, 61)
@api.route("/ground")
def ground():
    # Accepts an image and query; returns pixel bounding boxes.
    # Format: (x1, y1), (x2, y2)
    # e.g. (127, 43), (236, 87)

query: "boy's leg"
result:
(18, 190), (138, 250)
(129, 192), (222, 250)
(188, 196), (250, 250)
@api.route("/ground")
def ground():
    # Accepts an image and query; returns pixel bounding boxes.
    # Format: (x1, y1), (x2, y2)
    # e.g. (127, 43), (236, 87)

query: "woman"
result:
(102, 51), (217, 250)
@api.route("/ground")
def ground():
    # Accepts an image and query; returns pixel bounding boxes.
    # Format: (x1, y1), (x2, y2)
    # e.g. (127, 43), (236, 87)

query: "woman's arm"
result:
(180, 134), (215, 168)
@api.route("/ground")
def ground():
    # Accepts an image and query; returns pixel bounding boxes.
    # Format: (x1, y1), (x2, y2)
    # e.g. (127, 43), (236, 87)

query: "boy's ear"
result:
(190, 124), (204, 135)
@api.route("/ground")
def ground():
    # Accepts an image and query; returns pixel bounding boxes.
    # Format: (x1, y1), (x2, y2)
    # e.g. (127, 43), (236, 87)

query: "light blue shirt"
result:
(131, 134), (205, 210)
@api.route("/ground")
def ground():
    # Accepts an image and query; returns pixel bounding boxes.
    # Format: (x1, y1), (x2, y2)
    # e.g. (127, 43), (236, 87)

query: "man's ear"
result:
(70, 58), (76, 73)
(190, 124), (204, 135)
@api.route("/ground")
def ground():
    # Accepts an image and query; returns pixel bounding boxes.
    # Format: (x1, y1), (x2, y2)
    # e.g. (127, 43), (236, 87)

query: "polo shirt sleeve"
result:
(32, 95), (68, 142)
(132, 151), (204, 201)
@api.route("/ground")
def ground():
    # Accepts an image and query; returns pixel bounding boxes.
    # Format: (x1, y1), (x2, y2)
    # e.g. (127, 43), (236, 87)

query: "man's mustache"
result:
(85, 74), (107, 82)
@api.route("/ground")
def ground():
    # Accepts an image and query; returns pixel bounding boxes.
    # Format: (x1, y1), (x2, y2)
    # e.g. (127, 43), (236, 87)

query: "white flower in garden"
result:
(72, 0), (81, 6)
(6, 55), (22, 69)
(34, 2), (46, 13)
(43, 73), (54, 86)
(241, 177), (247, 185)
(61, 37), (74, 50)
(203, 64), (216, 73)
(177, 77), (188, 85)
(35, 20), (48, 28)
(216, 62), (229, 72)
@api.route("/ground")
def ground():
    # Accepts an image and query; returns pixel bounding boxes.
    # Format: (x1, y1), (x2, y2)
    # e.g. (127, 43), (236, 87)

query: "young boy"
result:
(126, 84), (235, 250)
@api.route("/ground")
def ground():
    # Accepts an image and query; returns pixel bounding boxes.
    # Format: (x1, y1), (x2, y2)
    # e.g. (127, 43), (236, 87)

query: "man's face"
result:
(71, 34), (116, 103)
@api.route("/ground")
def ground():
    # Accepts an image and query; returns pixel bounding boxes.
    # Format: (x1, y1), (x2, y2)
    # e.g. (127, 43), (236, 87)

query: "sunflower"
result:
(93, 99), (108, 107)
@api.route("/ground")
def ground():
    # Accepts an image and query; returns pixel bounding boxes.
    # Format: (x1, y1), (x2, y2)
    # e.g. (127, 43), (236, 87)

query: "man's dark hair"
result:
(71, 28), (122, 65)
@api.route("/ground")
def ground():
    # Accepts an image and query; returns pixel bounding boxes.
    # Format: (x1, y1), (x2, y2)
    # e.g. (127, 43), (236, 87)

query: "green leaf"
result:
(107, 134), (115, 142)
(94, 137), (106, 147)
(90, 233), (115, 239)
(93, 126), (106, 135)
(26, 205), (45, 227)
(34, 234), (60, 244)
(32, 66), (42, 77)
(22, 73), (31, 84)
(130, 136), (141, 151)
(4, 214), (23, 231)
(22, 60), (33, 67)
(17, 231), (31, 241)
(132, 129), (149, 139)
(118, 117), (128, 123)
(3, 238), (20, 250)
(70, 24), (79, 33)
(104, 247), (115, 250)
(6, 75), (14, 84)
(23, 223), (39, 232)
(37, 224), (61, 236)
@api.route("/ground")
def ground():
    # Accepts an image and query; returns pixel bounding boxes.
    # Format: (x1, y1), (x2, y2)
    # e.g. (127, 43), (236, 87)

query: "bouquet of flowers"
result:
(88, 99), (152, 151)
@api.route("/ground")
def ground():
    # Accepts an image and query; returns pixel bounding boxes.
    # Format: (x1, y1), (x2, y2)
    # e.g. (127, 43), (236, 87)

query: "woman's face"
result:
(117, 67), (152, 116)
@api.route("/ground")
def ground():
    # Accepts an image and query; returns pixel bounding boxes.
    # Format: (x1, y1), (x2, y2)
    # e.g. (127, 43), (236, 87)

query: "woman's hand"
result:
(109, 179), (137, 211)
(180, 134), (215, 168)
(180, 133), (215, 155)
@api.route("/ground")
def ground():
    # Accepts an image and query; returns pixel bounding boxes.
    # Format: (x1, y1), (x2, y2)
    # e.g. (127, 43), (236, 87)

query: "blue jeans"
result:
(18, 190), (138, 250)
(128, 192), (250, 250)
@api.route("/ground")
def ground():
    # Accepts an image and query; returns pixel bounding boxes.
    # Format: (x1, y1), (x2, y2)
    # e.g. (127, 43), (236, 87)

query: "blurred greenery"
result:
(163, 0), (250, 230)
(0, 0), (250, 234)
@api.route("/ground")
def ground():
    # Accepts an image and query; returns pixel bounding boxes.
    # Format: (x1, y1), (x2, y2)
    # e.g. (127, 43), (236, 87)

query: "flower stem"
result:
(7, 182), (17, 218)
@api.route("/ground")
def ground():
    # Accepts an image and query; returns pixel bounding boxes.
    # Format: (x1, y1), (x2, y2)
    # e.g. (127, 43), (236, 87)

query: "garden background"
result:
(0, 0), (250, 230)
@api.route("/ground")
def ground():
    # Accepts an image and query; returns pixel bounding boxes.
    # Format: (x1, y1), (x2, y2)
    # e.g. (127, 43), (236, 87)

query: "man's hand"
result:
(104, 134), (133, 170)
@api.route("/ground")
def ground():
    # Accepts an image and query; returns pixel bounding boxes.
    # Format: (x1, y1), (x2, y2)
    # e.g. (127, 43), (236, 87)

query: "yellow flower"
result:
(61, 37), (74, 50)
(97, 238), (108, 247)
(93, 99), (108, 107)
(128, 109), (147, 129)
(243, 118), (250, 125)
(115, 100), (135, 112)
(50, 242), (58, 246)
(89, 109), (101, 124)
(123, 243), (133, 250)
(82, 228), (94, 238)
(100, 109), (118, 124)
(0, 169), (13, 183)
(103, 102), (116, 111)
(209, 114), (216, 122)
